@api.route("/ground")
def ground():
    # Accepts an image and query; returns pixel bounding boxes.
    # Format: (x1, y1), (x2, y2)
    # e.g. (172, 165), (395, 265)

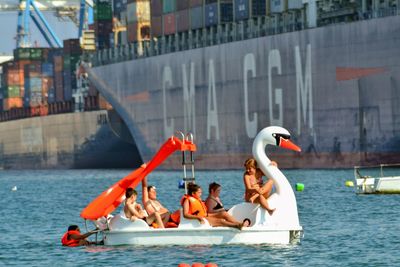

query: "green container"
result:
(63, 55), (81, 70)
(14, 48), (31, 60)
(94, 3), (113, 20)
(29, 48), (43, 60)
(163, 0), (176, 14)
(4, 85), (22, 98)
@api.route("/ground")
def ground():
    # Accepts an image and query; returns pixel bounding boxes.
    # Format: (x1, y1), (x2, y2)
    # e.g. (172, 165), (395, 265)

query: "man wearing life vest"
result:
(182, 183), (249, 229)
(61, 225), (99, 247)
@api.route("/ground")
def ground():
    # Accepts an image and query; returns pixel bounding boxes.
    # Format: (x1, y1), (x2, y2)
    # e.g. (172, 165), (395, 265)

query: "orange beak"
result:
(279, 137), (301, 152)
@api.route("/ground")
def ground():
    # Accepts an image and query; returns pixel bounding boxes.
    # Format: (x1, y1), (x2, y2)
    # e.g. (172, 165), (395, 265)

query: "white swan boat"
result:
(81, 126), (303, 246)
(354, 164), (400, 194)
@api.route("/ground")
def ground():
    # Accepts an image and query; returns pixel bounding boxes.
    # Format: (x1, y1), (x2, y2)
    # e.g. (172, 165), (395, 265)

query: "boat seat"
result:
(177, 209), (212, 229)
(108, 214), (150, 231)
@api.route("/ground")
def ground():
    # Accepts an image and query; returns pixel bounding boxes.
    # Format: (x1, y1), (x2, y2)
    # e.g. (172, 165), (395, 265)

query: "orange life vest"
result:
(61, 230), (81, 247)
(181, 194), (207, 218)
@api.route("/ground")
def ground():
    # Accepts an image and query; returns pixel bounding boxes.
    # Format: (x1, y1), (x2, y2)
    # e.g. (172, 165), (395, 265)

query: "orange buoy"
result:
(178, 264), (190, 267)
(205, 263), (218, 267)
(192, 263), (205, 267)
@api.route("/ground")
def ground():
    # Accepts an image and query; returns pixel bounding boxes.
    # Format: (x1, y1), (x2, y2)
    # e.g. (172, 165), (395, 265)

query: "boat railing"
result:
(354, 163), (400, 179)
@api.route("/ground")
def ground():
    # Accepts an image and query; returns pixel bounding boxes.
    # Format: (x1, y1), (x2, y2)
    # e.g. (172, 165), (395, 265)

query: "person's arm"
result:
(69, 229), (98, 240)
(183, 199), (204, 223)
(127, 203), (145, 219)
(142, 176), (149, 206)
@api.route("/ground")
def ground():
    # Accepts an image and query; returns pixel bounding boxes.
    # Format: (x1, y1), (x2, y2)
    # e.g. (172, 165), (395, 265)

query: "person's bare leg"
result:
(260, 179), (274, 197)
(207, 217), (241, 229)
(256, 195), (275, 215)
(147, 212), (165, 228)
(161, 212), (170, 225)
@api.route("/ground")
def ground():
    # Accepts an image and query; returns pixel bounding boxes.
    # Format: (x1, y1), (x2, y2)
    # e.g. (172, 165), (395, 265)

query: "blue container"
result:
(270, 0), (286, 13)
(220, 3), (233, 23)
(234, 0), (249, 21)
(42, 63), (54, 77)
(252, 0), (266, 16)
(204, 3), (218, 27)
(190, 6), (203, 29)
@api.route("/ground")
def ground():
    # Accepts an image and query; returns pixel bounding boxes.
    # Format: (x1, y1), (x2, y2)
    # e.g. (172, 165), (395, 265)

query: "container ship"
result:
(0, 5), (142, 169)
(83, 0), (400, 169)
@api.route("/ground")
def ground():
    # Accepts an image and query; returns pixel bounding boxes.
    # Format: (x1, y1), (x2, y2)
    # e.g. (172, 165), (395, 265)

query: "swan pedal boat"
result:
(81, 126), (303, 246)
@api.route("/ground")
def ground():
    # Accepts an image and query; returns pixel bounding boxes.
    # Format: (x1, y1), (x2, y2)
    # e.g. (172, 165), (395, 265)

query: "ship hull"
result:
(88, 16), (400, 169)
(0, 110), (142, 169)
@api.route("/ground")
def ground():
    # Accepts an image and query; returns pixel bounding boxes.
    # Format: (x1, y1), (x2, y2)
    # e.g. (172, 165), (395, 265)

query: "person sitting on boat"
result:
(61, 225), (100, 247)
(182, 183), (249, 229)
(243, 158), (276, 214)
(124, 187), (165, 228)
(142, 176), (171, 227)
(205, 182), (247, 225)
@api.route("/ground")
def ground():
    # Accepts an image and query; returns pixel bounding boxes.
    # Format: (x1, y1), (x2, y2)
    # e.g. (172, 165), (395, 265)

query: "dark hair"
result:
(68, 225), (79, 231)
(147, 185), (156, 192)
(125, 188), (137, 198)
(187, 183), (201, 196)
(209, 182), (221, 194)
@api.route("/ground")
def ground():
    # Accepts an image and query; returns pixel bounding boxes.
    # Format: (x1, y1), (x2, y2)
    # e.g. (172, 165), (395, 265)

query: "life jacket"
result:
(61, 230), (81, 247)
(181, 194), (207, 218)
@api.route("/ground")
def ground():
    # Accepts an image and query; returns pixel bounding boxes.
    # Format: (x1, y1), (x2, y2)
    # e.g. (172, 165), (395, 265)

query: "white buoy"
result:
(11, 186), (17, 191)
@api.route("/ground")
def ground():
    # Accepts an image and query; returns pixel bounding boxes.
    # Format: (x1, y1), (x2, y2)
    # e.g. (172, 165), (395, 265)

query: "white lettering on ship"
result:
(182, 62), (196, 136)
(268, 49), (283, 126)
(207, 59), (220, 140)
(295, 44), (313, 135)
(162, 66), (174, 139)
(243, 53), (258, 138)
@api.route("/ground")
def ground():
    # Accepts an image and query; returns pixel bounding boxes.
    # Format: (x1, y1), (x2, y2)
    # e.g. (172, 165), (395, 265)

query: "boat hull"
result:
(356, 176), (400, 194)
(103, 227), (302, 246)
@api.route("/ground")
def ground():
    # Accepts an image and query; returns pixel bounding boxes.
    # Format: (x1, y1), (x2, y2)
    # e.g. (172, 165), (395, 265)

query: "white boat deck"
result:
(354, 164), (400, 194)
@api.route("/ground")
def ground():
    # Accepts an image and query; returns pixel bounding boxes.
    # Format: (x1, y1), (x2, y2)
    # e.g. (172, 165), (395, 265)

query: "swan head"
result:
(256, 126), (301, 152)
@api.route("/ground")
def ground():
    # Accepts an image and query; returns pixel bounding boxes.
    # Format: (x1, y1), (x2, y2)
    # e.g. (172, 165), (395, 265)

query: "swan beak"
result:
(279, 137), (301, 152)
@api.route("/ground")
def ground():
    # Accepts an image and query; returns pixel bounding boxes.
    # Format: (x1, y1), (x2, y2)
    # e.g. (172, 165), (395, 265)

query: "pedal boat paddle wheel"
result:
(81, 126), (303, 246)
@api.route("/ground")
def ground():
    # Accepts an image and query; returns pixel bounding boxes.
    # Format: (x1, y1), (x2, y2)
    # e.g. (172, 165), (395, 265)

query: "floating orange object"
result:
(205, 263), (218, 267)
(177, 264), (191, 267)
(191, 263), (205, 267)
(80, 136), (196, 220)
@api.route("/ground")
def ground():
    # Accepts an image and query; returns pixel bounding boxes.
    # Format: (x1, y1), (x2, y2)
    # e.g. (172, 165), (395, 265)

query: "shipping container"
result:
(151, 0), (163, 16)
(54, 71), (64, 102)
(234, 0), (249, 21)
(24, 62), (42, 76)
(114, 0), (127, 14)
(204, 3), (218, 26)
(63, 39), (82, 55)
(94, 2), (113, 20)
(163, 13), (176, 35)
(6, 70), (24, 86)
(26, 77), (43, 93)
(288, 0), (303, 9)
(94, 20), (113, 34)
(3, 85), (23, 98)
(252, 0), (266, 17)
(53, 56), (63, 72)
(163, 0), (176, 13)
(176, 9), (190, 32)
(47, 87), (55, 103)
(205, 0), (217, 4)
(13, 48), (43, 61)
(127, 22), (139, 42)
(270, 0), (287, 13)
(42, 63), (54, 77)
(3, 97), (23, 110)
(42, 76), (53, 96)
(190, 6), (203, 29)
(177, 0), (190, 10)
(151, 16), (163, 37)
(127, 2), (137, 23)
(63, 54), (81, 71)
(220, 2), (233, 23)
(190, 0), (203, 7)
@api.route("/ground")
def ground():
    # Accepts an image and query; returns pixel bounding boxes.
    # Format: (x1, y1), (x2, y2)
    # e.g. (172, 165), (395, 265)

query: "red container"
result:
(163, 13), (176, 35)
(6, 70), (24, 85)
(127, 22), (139, 42)
(3, 97), (23, 110)
(176, 9), (190, 32)
(63, 39), (82, 55)
(151, 16), (162, 37)
(54, 56), (63, 72)
(54, 71), (64, 102)
(151, 0), (163, 16)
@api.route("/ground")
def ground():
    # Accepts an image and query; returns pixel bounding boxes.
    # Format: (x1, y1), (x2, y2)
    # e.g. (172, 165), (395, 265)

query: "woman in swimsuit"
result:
(205, 182), (249, 226)
(243, 158), (275, 214)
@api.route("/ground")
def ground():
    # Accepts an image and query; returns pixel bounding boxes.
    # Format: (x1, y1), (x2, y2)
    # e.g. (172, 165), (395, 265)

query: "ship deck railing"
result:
(87, 6), (400, 67)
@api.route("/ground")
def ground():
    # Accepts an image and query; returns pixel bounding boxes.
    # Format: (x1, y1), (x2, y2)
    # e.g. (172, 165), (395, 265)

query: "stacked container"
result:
(94, 0), (113, 49)
(204, 0), (233, 26)
(63, 39), (82, 101)
(127, 0), (151, 42)
(151, 0), (163, 37)
(190, 0), (204, 30)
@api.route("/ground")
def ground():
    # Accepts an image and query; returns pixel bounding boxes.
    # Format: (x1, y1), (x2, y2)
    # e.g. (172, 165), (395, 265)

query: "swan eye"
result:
(274, 133), (291, 146)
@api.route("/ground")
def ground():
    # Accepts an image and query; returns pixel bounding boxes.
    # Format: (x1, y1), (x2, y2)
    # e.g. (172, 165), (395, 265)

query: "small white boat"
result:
(354, 164), (400, 194)
(82, 126), (303, 246)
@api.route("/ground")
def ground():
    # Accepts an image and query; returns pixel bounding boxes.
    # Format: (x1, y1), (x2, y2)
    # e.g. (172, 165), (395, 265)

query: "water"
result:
(1, 169), (400, 266)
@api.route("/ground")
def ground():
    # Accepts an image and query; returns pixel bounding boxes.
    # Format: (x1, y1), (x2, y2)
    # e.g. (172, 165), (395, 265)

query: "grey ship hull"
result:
(0, 110), (142, 169)
(88, 16), (400, 169)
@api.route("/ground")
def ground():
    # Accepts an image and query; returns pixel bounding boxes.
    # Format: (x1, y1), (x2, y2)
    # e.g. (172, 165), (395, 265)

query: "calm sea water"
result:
(1, 168), (400, 266)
